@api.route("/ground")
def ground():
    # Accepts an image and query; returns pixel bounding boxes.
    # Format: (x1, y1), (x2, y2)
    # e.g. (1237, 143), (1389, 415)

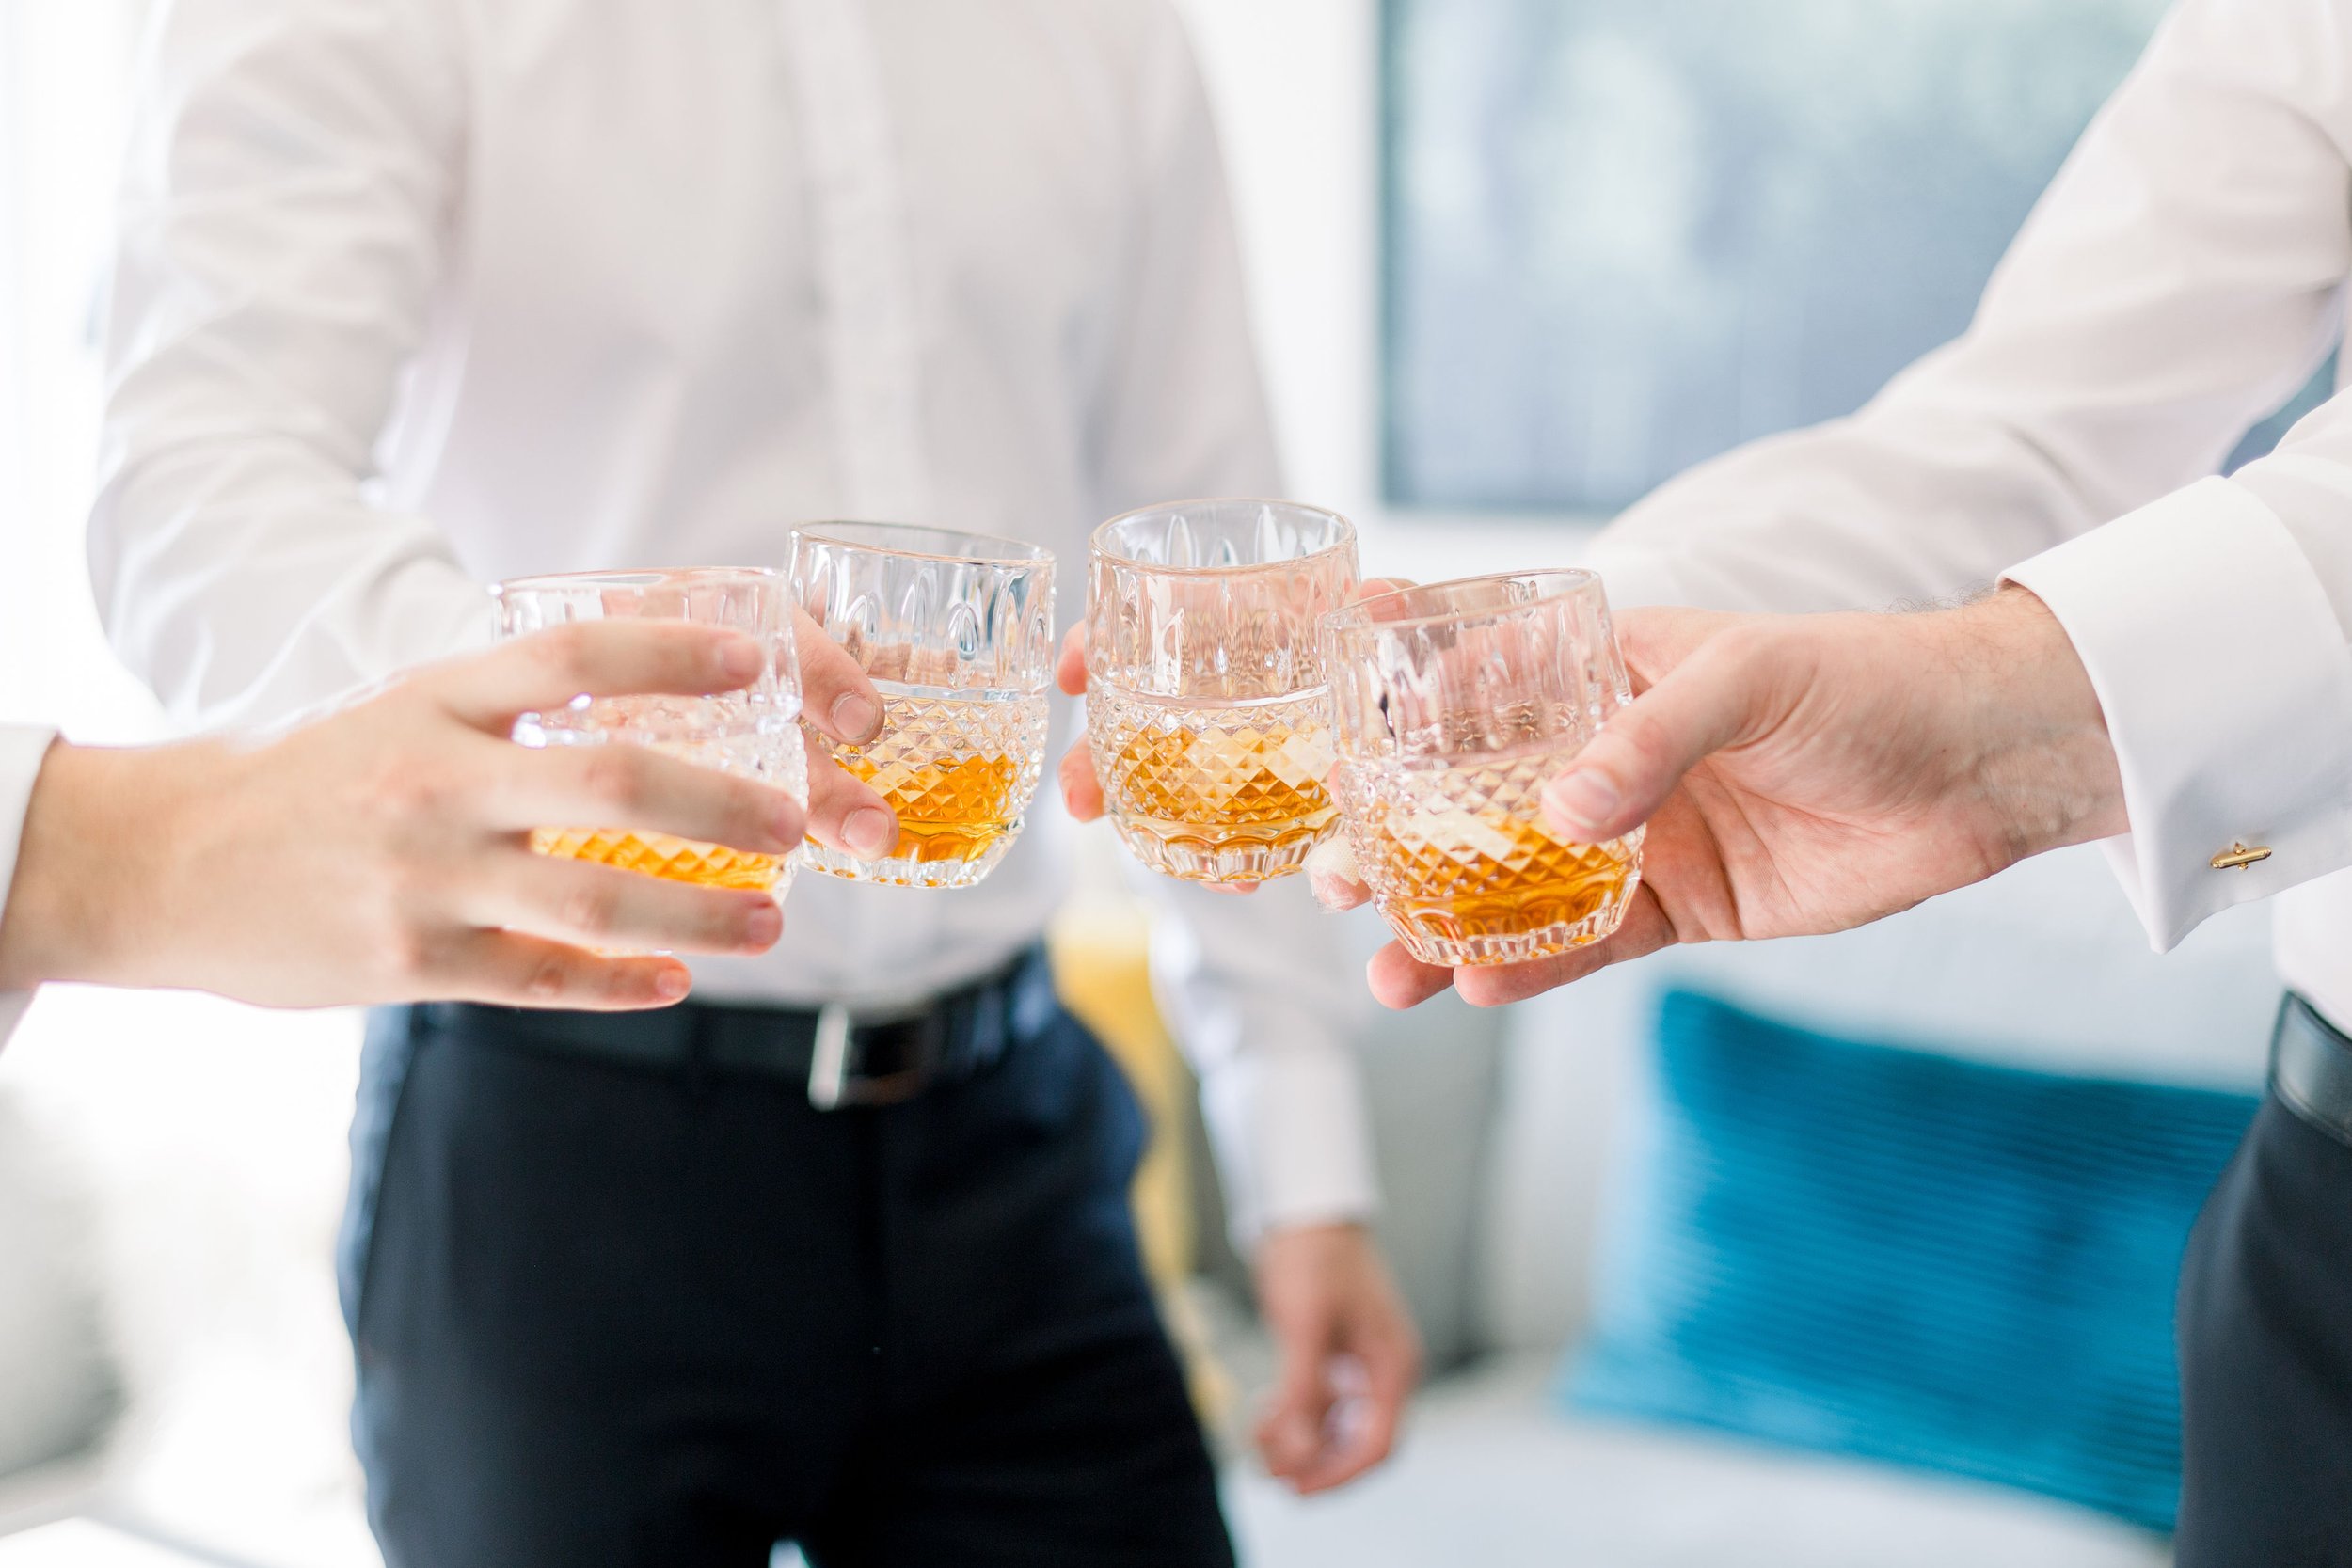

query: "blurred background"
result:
(0, 1), (2305, 1564)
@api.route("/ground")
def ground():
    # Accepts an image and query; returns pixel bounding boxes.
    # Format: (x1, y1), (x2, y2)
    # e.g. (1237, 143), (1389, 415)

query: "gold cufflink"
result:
(2211, 842), (2273, 871)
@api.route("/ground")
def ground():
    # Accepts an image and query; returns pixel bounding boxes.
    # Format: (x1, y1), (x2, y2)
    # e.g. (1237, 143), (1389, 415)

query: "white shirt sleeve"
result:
(1096, 5), (1379, 1244)
(92, 0), (488, 729)
(1150, 879), (1381, 1244)
(1586, 0), (2352, 951)
(0, 725), (58, 1052)
(2009, 441), (2352, 949)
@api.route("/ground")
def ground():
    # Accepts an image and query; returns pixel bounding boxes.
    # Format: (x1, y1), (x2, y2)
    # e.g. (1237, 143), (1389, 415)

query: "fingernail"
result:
(1545, 769), (1619, 834)
(745, 901), (784, 947)
(1310, 873), (1360, 911)
(655, 967), (692, 1001)
(772, 799), (806, 849)
(844, 807), (896, 858)
(832, 692), (881, 742)
(719, 637), (766, 684)
(1306, 839), (1364, 911)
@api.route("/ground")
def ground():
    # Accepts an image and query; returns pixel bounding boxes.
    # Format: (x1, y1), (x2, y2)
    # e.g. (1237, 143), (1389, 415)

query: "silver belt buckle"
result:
(806, 999), (936, 1111)
(807, 1003), (855, 1112)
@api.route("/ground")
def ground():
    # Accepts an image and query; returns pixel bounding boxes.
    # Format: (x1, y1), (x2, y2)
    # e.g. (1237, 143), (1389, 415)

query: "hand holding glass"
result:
(1322, 571), (1644, 966)
(494, 569), (810, 914)
(1085, 499), (1359, 884)
(788, 522), (1056, 889)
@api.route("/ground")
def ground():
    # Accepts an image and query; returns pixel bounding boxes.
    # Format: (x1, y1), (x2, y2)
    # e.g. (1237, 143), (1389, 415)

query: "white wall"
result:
(1179, 0), (1591, 585)
(0, 0), (157, 739)
(1, 13), (373, 1559)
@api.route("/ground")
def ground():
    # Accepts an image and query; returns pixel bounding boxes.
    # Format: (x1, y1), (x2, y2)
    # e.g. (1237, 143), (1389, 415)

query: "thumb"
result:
(1542, 636), (1768, 842)
(1256, 1320), (1335, 1475)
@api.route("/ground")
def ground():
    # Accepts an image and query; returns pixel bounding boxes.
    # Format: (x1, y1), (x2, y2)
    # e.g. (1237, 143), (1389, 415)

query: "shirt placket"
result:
(775, 0), (933, 525)
(776, 0), (940, 990)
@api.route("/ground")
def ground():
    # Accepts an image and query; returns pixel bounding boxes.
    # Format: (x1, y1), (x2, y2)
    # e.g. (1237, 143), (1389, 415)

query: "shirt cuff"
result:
(0, 726), (59, 1050)
(2004, 477), (2352, 950)
(1196, 1026), (1380, 1248)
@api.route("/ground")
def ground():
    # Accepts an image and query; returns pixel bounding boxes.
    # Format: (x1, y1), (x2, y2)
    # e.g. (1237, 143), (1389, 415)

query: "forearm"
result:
(0, 741), (215, 992)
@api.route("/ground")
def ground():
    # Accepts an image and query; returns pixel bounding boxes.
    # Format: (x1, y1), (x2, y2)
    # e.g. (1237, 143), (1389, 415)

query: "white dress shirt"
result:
(1588, 0), (2352, 1035)
(0, 725), (55, 1052)
(93, 0), (1374, 1238)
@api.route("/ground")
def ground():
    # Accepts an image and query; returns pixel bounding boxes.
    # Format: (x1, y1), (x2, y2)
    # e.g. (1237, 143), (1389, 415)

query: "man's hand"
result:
(795, 604), (903, 863)
(1253, 1221), (1422, 1494)
(1340, 588), (2127, 1008)
(1056, 624), (1108, 821)
(0, 621), (900, 1010)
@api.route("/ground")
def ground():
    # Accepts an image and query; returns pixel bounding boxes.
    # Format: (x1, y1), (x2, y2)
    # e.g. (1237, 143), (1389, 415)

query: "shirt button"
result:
(2210, 843), (2273, 871)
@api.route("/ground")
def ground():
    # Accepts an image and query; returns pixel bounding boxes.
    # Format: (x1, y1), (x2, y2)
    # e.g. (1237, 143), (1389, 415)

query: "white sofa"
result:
(0, 845), (2277, 1567)
(1218, 841), (2275, 1567)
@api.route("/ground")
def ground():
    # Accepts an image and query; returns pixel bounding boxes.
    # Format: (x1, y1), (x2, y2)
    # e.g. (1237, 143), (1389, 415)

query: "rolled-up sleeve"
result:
(0, 726), (58, 1050)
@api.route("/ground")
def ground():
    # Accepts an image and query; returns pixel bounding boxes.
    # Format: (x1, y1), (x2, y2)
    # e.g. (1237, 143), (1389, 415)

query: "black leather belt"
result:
(413, 945), (1057, 1110)
(2275, 994), (2352, 1150)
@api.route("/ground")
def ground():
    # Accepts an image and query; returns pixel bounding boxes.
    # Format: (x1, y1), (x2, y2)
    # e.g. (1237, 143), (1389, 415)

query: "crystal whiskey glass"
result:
(1086, 499), (1358, 883)
(1323, 571), (1643, 966)
(788, 522), (1056, 890)
(492, 568), (810, 913)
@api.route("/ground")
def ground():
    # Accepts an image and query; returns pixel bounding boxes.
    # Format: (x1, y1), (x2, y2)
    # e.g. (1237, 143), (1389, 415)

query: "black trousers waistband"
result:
(409, 944), (1057, 1108)
(2274, 994), (2352, 1150)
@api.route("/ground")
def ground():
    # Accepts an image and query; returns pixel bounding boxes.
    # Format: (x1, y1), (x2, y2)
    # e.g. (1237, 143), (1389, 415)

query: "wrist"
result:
(1950, 586), (2128, 859)
(0, 742), (201, 990)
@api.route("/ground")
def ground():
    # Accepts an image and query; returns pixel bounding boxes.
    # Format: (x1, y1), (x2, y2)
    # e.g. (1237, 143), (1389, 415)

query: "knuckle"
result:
(383, 926), (437, 983)
(369, 758), (444, 819)
(525, 954), (576, 1002)
(562, 880), (622, 938)
(379, 855), (441, 918)
(1695, 622), (1788, 689)
(727, 777), (777, 831)
(580, 749), (649, 812)
(1614, 708), (1673, 767)
(711, 895), (761, 943)
(534, 622), (599, 684)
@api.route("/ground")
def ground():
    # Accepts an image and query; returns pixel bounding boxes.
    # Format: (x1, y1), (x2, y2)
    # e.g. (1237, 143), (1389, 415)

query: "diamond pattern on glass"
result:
(530, 722), (807, 916)
(531, 830), (787, 891)
(1090, 684), (1340, 883)
(1335, 748), (1642, 966)
(804, 689), (1050, 890)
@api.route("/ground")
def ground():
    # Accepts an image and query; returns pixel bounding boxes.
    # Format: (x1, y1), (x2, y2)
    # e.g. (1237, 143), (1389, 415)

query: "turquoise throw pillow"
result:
(1565, 989), (2261, 1531)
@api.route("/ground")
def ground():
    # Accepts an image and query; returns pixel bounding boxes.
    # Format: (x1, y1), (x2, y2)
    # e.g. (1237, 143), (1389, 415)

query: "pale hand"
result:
(1253, 1221), (1422, 1494)
(1327, 588), (2129, 1008)
(0, 621), (900, 1010)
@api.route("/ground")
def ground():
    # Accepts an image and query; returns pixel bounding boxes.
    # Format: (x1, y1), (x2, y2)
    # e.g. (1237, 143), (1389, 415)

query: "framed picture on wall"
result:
(1379, 0), (2330, 515)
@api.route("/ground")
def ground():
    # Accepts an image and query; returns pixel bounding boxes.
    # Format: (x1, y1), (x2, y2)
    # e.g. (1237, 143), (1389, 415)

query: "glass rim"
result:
(1322, 568), (1605, 639)
(492, 565), (782, 598)
(1089, 497), (1357, 575)
(789, 520), (1054, 566)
